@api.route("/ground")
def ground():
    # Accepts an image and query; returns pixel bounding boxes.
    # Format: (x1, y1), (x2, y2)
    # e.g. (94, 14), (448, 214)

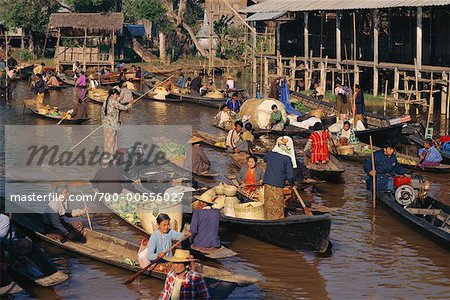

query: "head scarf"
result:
(272, 136), (297, 168)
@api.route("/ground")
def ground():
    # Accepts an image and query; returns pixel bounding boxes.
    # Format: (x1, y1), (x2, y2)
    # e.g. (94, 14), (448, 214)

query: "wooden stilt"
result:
(336, 11), (342, 68)
(394, 67), (400, 99)
(384, 80), (389, 115)
(82, 29), (87, 72)
(264, 57), (269, 96)
(290, 56), (296, 90)
(111, 32), (115, 70)
(304, 12), (309, 66)
(54, 29), (61, 73)
(416, 7), (423, 69)
(373, 9), (379, 96)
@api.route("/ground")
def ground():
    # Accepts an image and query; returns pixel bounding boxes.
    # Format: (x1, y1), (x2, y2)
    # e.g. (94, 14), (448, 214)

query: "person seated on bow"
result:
(336, 121), (358, 146)
(190, 195), (221, 251)
(146, 214), (191, 263)
(237, 155), (264, 191)
(215, 104), (233, 130)
(43, 185), (86, 243)
(418, 138), (442, 168)
(268, 104), (284, 130)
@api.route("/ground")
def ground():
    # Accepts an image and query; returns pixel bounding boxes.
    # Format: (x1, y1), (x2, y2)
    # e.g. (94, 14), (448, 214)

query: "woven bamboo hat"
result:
(165, 249), (195, 262)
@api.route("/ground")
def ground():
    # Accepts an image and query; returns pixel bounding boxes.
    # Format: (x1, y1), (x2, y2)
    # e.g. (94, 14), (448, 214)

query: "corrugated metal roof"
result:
(243, 0), (450, 13)
(245, 11), (287, 21)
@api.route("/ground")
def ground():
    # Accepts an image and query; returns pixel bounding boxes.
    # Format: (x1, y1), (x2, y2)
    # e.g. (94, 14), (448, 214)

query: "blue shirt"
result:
(226, 99), (241, 113)
(177, 77), (186, 88)
(419, 146), (442, 163)
(190, 209), (221, 248)
(147, 229), (184, 261)
(355, 91), (365, 114)
(263, 151), (295, 188)
(363, 149), (407, 191)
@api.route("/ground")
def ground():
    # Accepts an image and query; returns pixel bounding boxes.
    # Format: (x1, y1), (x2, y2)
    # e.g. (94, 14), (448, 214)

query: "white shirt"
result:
(0, 214), (10, 239)
(226, 129), (241, 148)
(217, 111), (231, 126)
(226, 79), (235, 90)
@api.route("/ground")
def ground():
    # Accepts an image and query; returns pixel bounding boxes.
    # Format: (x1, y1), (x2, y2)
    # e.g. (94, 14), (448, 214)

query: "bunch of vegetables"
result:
(292, 101), (310, 113)
(160, 142), (186, 158)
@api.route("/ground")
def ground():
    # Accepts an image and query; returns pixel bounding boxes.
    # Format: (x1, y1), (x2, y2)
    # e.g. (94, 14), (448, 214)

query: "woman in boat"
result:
(226, 120), (248, 153)
(159, 249), (210, 300)
(69, 97), (88, 120)
(72, 61), (80, 77)
(418, 138), (442, 168)
(304, 122), (331, 164)
(242, 122), (255, 150)
(102, 89), (136, 156)
(263, 136), (296, 220)
(354, 84), (365, 123)
(75, 71), (86, 87)
(46, 72), (61, 87)
(268, 104), (284, 130)
(146, 214), (191, 262)
(215, 104), (233, 129)
(33, 73), (46, 108)
(43, 185), (86, 243)
(363, 140), (408, 192)
(237, 156), (264, 191)
(88, 74), (99, 90)
(118, 81), (134, 104)
(135, 66), (142, 79)
(336, 121), (358, 146)
(184, 137), (211, 174)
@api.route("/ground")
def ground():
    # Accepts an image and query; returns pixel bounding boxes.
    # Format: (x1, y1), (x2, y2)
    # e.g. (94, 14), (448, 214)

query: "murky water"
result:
(1, 81), (449, 299)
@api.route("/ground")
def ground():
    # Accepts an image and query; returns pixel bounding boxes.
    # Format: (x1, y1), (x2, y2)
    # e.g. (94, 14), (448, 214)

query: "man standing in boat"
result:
(363, 141), (408, 192)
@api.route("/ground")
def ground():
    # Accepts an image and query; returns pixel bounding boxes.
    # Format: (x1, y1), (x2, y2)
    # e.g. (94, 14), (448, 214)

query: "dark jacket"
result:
(355, 90), (365, 114)
(363, 149), (407, 191)
(71, 101), (88, 119)
(190, 209), (221, 248)
(190, 76), (202, 93)
(263, 151), (295, 188)
(34, 79), (45, 94)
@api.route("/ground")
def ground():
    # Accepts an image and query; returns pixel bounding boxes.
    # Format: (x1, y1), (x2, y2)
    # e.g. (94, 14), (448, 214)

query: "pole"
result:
(383, 80), (388, 115)
(373, 9), (379, 96)
(353, 12), (358, 85)
(83, 29), (88, 72)
(5, 30), (9, 101)
(369, 136), (376, 209)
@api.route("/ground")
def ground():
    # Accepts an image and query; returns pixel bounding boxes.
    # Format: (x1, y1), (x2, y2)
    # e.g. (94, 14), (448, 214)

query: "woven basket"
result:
(234, 202), (265, 220)
(337, 145), (355, 155)
(223, 196), (240, 217)
(309, 109), (324, 119)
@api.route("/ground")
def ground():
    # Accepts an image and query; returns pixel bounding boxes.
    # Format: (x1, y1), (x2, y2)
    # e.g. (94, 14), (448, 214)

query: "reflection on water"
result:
(1, 81), (450, 299)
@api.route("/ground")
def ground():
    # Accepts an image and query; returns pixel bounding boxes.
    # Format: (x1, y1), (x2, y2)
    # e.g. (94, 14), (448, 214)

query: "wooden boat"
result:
(131, 89), (183, 102)
(59, 76), (76, 86)
(101, 192), (237, 260)
(87, 88), (109, 103)
(304, 155), (345, 181)
(13, 217), (257, 297)
(377, 193), (450, 250)
(168, 92), (226, 108)
(220, 209), (331, 253)
(291, 91), (399, 129)
(252, 125), (311, 138)
(45, 85), (67, 91)
(167, 156), (218, 178)
(195, 130), (269, 157)
(408, 134), (450, 165)
(24, 103), (89, 124)
(353, 123), (404, 148)
(332, 143), (450, 173)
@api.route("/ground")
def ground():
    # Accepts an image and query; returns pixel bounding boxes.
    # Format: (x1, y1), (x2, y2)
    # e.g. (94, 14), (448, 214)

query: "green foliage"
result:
(64, 0), (118, 12)
(15, 49), (33, 61)
(124, 0), (171, 32)
(0, 0), (59, 34)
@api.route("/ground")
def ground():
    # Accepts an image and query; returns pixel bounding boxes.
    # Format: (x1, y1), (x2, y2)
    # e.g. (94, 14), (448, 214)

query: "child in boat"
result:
(147, 214), (191, 262)
(159, 249), (210, 300)
(268, 105), (284, 130)
(215, 104), (232, 129)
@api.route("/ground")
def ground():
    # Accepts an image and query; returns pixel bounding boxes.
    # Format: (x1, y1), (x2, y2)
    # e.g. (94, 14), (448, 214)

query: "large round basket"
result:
(234, 202), (264, 220)
(337, 145), (355, 155)
(309, 109), (324, 119)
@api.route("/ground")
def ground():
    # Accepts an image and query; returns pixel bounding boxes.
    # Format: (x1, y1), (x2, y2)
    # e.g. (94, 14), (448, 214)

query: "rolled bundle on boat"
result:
(234, 202), (265, 220)
(239, 99), (287, 129)
(137, 202), (182, 234)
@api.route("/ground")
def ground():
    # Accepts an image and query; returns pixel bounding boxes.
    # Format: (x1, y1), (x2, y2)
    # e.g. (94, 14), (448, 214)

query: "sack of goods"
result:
(239, 99), (287, 129)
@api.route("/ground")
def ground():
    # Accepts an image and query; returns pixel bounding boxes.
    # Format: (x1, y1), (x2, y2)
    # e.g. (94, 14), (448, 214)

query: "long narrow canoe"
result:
(168, 92), (226, 108)
(377, 193), (450, 250)
(304, 155), (345, 181)
(24, 104), (89, 124)
(101, 191), (237, 260)
(13, 219), (257, 297)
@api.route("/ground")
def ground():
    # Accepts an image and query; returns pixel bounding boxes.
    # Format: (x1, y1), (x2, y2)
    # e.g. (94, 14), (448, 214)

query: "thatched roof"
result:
(49, 13), (124, 32)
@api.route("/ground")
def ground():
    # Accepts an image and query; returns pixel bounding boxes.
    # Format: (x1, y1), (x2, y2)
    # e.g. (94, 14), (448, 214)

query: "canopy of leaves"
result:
(124, 0), (171, 32)
(64, 0), (119, 13)
(0, 0), (59, 33)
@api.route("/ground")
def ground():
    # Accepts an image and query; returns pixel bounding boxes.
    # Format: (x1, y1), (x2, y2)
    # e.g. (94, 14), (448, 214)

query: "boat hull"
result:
(220, 214), (331, 253)
(377, 193), (450, 250)
(354, 123), (404, 148)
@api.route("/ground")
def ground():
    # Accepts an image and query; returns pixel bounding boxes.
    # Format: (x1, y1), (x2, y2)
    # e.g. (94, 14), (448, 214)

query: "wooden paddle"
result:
(81, 192), (93, 231)
(292, 186), (313, 216)
(369, 136), (376, 209)
(124, 236), (187, 285)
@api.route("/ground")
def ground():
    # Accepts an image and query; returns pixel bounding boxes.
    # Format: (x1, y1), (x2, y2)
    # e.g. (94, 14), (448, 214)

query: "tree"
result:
(64, 0), (121, 13)
(0, 0), (60, 56)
